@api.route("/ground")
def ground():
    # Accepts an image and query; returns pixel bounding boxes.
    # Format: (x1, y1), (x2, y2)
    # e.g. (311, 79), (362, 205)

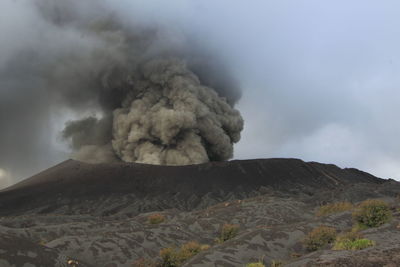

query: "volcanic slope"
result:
(0, 158), (399, 267)
(0, 158), (382, 216)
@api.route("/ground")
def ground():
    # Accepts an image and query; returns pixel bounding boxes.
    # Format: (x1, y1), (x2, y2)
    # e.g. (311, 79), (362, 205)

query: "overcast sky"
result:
(1, 0), (400, 188)
(228, 0), (400, 180)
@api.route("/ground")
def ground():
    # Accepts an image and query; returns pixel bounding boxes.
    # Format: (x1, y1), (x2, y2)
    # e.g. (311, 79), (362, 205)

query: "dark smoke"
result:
(0, 0), (244, 173)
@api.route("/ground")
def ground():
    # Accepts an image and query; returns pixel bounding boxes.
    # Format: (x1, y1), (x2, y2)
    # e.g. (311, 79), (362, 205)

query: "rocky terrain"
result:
(0, 158), (399, 267)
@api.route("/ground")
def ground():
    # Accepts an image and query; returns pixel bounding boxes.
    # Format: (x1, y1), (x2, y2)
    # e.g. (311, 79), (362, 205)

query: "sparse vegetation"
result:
(317, 202), (353, 216)
(290, 253), (302, 258)
(148, 213), (166, 224)
(246, 262), (265, 267)
(304, 226), (337, 251)
(132, 257), (158, 267)
(67, 260), (80, 267)
(217, 223), (239, 243)
(246, 259), (283, 267)
(333, 231), (375, 250)
(160, 247), (177, 267)
(270, 260), (283, 267)
(352, 199), (392, 228)
(160, 241), (209, 267)
(199, 244), (211, 251)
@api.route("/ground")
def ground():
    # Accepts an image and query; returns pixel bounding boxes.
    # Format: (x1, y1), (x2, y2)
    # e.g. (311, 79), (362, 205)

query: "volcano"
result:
(0, 158), (399, 267)
(0, 158), (382, 216)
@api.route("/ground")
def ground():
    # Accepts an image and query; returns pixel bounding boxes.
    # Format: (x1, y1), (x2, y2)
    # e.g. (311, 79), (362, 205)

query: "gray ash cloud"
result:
(0, 0), (243, 169)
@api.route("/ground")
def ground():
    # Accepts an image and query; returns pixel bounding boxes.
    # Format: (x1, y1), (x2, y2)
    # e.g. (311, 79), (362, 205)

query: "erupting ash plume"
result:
(33, 1), (246, 165)
(111, 58), (243, 165)
(0, 0), (243, 170)
(64, 56), (244, 165)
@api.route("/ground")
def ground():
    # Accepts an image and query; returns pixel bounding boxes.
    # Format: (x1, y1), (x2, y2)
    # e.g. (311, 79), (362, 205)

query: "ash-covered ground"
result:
(0, 158), (399, 267)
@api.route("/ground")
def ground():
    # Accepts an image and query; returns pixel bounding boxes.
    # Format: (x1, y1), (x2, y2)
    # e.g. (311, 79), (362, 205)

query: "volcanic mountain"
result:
(0, 158), (399, 267)
(0, 158), (382, 216)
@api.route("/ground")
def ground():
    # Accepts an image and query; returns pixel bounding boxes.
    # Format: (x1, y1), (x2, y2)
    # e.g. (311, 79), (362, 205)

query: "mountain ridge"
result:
(0, 158), (384, 216)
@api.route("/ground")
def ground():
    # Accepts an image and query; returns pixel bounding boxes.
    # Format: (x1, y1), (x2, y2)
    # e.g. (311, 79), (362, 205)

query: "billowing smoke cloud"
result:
(1, 0), (243, 168)
(111, 58), (243, 165)
(62, 55), (244, 165)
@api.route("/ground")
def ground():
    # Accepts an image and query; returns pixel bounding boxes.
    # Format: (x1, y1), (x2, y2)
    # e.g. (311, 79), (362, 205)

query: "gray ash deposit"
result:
(1, 158), (400, 267)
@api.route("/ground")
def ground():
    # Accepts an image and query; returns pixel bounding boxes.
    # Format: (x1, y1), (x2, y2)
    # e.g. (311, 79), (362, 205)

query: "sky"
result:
(1, 0), (400, 188)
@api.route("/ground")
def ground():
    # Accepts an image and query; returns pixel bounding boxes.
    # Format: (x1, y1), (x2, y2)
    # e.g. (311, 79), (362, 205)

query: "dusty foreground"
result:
(0, 158), (399, 266)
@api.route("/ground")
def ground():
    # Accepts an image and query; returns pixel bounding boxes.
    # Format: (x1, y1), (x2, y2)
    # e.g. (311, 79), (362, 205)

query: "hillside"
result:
(0, 158), (399, 266)
(0, 158), (382, 216)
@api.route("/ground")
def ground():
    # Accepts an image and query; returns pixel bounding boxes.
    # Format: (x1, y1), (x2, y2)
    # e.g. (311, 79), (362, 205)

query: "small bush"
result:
(179, 241), (202, 260)
(148, 213), (166, 224)
(352, 199), (392, 228)
(333, 231), (375, 250)
(160, 247), (179, 267)
(218, 224), (239, 243)
(333, 231), (361, 246)
(160, 241), (209, 267)
(246, 262), (265, 267)
(317, 202), (353, 216)
(303, 226), (337, 251)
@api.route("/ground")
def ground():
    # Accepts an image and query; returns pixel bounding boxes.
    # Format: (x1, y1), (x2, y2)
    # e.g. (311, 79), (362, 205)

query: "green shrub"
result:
(246, 262), (265, 267)
(218, 224), (239, 243)
(303, 226), (337, 251)
(317, 202), (353, 216)
(336, 238), (375, 250)
(148, 213), (166, 224)
(333, 231), (375, 250)
(352, 199), (392, 228)
(160, 241), (209, 267)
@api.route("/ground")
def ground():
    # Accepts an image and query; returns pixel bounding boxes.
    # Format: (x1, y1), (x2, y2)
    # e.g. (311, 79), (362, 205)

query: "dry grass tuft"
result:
(246, 262), (265, 267)
(317, 202), (353, 216)
(148, 213), (166, 224)
(160, 241), (210, 267)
